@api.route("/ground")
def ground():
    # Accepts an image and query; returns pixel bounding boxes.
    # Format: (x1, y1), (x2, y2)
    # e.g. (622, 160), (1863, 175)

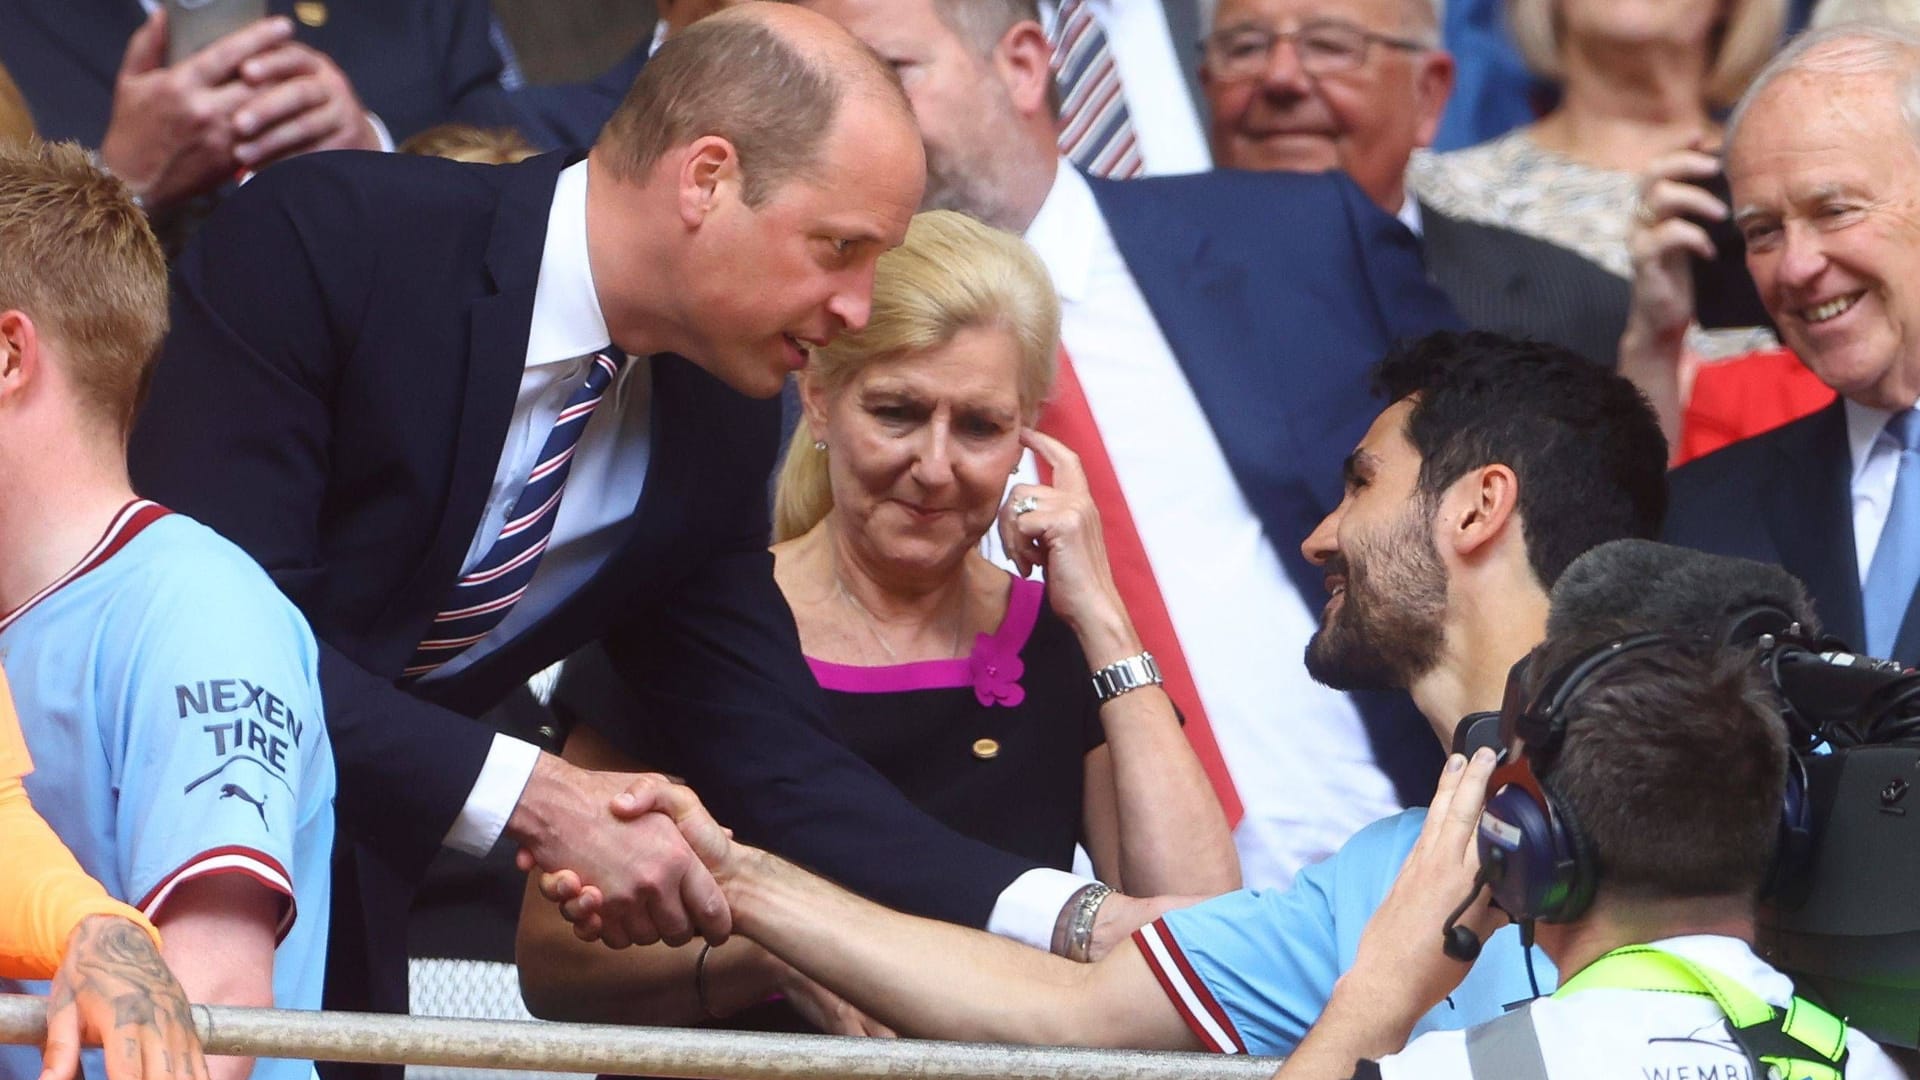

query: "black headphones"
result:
(1470, 632), (1813, 928)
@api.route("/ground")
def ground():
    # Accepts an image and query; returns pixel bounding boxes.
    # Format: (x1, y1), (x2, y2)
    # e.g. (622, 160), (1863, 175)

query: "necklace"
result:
(833, 572), (967, 662)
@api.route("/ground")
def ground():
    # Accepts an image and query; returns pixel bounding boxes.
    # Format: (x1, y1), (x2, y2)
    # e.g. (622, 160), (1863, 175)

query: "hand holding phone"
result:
(164, 0), (270, 67)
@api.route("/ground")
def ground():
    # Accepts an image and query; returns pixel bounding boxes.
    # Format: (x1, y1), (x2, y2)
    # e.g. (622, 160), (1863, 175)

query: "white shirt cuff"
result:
(987, 867), (1096, 950)
(365, 111), (395, 153)
(442, 734), (542, 855)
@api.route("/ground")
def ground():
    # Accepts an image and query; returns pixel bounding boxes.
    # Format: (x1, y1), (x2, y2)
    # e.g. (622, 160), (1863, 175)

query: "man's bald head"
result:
(598, 0), (912, 206)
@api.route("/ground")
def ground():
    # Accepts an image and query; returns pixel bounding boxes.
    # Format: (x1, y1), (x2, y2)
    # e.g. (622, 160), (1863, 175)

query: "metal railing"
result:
(0, 994), (1279, 1080)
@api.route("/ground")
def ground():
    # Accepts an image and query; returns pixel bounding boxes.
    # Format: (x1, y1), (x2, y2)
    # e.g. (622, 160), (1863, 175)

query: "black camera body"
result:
(1753, 635), (1920, 1047)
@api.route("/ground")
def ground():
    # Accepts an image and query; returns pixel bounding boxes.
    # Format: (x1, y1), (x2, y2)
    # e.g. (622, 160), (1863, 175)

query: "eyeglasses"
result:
(1201, 19), (1429, 80)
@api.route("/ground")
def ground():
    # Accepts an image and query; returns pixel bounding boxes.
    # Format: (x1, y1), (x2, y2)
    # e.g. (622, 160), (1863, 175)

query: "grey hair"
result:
(1813, 0), (1920, 28)
(1726, 20), (1920, 155)
(1197, 0), (1443, 45)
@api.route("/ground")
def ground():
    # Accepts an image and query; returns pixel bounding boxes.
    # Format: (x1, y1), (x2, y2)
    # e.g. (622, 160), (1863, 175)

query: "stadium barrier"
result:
(0, 994), (1279, 1079)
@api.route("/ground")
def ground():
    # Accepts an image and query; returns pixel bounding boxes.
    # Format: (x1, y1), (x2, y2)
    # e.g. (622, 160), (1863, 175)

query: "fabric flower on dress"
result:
(969, 633), (1026, 708)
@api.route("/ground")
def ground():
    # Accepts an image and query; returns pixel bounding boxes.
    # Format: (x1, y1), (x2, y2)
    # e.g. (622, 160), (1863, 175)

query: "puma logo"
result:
(219, 782), (269, 826)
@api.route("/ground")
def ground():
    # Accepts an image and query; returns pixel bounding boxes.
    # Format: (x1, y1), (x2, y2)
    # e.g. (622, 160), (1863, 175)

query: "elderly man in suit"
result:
(800, 0), (1458, 889)
(128, 7), (1166, 1069)
(1198, 0), (1630, 367)
(0, 0), (520, 214)
(1663, 22), (1920, 667)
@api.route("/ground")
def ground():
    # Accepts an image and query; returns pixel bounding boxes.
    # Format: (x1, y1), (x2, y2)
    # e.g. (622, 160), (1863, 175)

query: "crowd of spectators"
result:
(0, 0), (1917, 1079)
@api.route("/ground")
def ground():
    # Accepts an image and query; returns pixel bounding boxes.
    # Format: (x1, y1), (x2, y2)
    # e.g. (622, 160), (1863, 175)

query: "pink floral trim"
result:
(807, 574), (1042, 706)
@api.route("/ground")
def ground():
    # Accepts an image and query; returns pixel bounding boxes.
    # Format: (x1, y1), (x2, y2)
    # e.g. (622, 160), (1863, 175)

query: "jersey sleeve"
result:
(0, 666), (30, 780)
(109, 547), (325, 940)
(1131, 813), (1420, 1057)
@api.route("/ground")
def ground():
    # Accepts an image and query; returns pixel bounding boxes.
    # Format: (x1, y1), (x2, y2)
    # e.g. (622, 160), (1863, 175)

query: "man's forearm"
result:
(1273, 978), (1418, 1080)
(723, 846), (1121, 1046)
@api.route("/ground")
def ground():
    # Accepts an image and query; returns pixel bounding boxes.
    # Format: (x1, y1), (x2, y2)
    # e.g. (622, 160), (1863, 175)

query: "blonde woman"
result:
(1411, 0), (1785, 283)
(517, 210), (1237, 1034)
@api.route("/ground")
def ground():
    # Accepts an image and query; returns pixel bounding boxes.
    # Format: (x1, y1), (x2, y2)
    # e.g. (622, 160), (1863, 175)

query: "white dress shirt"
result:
(1847, 395), (1920, 585)
(1022, 162), (1402, 888)
(432, 160), (654, 854)
(431, 162), (1072, 950)
(1043, 0), (1212, 176)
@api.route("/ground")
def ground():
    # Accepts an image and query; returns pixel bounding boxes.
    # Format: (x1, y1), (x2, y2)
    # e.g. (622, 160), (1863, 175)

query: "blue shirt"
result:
(1134, 808), (1556, 1056)
(0, 503), (333, 1080)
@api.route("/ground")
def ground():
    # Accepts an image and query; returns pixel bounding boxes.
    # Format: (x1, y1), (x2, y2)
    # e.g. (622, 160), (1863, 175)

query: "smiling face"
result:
(1728, 67), (1920, 410)
(1201, 0), (1450, 212)
(1299, 398), (1450, 691)
(675, 92), (926, 399)
(806, 324), (1027, 581)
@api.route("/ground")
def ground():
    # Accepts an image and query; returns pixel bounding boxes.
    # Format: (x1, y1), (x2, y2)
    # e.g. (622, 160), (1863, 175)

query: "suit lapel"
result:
(376, 155), (566, 649)
(1766, 403), (1866, 647)
(1091, 179), (1297, 555)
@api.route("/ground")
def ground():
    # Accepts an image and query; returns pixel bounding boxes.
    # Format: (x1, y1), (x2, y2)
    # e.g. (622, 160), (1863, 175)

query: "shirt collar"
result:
(1397, 193), (1423, 236)
(1844, 394), (1920, 481)
(526, 160), (613, 371)
(1023, 161), (1099, 305)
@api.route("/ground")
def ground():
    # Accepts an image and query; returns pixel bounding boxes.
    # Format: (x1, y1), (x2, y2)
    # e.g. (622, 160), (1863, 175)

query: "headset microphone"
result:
(1441, 871), (1491, 962)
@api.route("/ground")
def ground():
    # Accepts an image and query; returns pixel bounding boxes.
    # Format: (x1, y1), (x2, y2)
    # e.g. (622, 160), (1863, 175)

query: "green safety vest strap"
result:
(1554, 945), (1849, 1080)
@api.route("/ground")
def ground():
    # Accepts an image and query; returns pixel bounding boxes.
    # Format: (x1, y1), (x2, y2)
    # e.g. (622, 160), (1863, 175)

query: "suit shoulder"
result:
(1090, 168), (1366, 225)
(222, 150), (521, 234)
(1670, 408), (1826, 495)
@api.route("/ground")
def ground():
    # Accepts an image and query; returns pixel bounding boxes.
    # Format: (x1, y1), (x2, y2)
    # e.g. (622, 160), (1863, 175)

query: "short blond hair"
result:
(1507, 0), (1787, 108)
(0, 141), (166, 437)
(398, 124), (539, 165)
(773, 210), (1060, 543)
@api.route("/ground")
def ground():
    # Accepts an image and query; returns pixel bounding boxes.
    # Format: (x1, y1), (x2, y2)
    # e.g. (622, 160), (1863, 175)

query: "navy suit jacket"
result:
(128, 150), (1035, 1019)
(1088, 169), (1461, 806)
(1664, 401), (1920, 665)
(0, 0), (519, 147)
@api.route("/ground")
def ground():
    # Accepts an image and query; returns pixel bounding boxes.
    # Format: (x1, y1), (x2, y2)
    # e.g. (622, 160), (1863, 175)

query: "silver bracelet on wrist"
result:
(1090, 652), (1162, 703)
(1065, 882), (1114, 962)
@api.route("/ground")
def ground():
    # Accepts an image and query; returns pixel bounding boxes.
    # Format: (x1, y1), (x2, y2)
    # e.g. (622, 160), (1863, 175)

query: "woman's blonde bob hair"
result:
(772, 209), (1061, 543)
(1506, 0), (1788, 108)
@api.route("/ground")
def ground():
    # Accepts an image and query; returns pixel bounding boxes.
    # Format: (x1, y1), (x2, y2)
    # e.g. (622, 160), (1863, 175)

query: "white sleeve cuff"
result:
(442, 734), (541, 855)
(986, 867), (1096, 950)
(365, 111), (395, 153)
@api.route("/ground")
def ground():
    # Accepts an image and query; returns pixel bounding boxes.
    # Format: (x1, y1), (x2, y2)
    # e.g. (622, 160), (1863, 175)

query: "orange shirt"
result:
(0, 666), (161, 979)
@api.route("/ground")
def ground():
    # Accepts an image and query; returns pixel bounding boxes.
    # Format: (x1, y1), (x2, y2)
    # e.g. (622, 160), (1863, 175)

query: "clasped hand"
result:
(516, 764), (734, 949)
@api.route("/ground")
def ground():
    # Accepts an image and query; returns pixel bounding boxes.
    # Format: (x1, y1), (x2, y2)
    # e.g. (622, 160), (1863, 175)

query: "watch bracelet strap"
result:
(1091, 651), (1162, 702)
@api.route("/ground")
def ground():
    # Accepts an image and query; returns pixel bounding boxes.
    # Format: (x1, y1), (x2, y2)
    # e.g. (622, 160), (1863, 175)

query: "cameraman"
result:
(1275, 638), (1903, 1079)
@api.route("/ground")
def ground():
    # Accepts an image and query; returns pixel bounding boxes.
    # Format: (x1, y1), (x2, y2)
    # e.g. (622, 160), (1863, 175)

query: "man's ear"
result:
(995, 20), (1057, 122)
(1443, 462), (1520, 559)
(0, 310), (42, 407)
(1412, 50), (1458, 150)
(676, 135), (743, 228)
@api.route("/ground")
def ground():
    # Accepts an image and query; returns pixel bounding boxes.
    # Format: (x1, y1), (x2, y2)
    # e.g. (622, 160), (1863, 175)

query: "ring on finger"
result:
(1633, 198), (1658, 226)
(1012, 494), (1040, 517)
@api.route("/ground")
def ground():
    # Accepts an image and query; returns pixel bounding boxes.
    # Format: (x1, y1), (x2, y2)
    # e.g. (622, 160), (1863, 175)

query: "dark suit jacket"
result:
(128, 150), (1035, 1026)
(0, 0), (520, 147)
(510, 38), (650, 151)
(1664, 400), (1920, 665)
(1420, 202), (1631, 368)
(1088, 169), (1462, 805)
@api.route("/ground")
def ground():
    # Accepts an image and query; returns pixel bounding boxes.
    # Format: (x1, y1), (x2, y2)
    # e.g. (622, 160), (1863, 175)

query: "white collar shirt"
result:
(1847, 395), (1920, 586)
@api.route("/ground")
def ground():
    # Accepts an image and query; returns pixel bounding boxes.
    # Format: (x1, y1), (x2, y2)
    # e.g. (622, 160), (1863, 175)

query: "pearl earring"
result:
(813, 440), (828, 452)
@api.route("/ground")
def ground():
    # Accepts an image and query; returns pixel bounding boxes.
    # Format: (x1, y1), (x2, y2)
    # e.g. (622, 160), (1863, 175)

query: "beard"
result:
(1304, 508), (1448, 692)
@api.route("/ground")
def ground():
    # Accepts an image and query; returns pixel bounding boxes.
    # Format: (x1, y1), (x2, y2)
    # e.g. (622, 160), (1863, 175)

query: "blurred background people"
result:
(1197, 0), (1631, 364)
(1410, 0), (1784, 322)
(520, 209), (1238, 1033)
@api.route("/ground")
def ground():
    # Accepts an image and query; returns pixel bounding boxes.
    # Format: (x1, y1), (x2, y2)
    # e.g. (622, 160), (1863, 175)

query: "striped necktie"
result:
(404, 346), (628, 680)
(1051, 0), (1146, 179)
(1864, 407), (1920, 658)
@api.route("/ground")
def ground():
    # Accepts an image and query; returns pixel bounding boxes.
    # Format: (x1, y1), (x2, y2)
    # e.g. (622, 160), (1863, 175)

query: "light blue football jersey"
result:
(0, 502), (333, 1080)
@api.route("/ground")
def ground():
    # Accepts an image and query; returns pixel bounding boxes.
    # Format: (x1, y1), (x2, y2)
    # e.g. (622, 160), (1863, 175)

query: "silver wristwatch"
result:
(1090, 652), (1162, 703)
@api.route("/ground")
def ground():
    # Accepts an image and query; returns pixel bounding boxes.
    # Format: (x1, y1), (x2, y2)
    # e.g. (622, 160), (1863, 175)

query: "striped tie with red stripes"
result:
(1050, 0), (1146, 180)
(403, 346), (626, 680)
